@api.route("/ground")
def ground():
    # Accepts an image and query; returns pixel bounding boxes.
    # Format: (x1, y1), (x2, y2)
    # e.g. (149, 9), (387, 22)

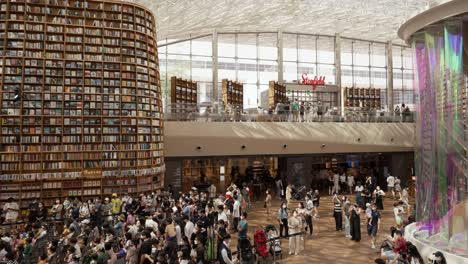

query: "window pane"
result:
(353, 41), (370, 66)
(403, 48), (414, 69)
(317, 64), (335, 84)
(258, 33), (277, 60)
(167, 40), (190, 55)
(218, 34), (235, 58)
(393, 46), (402, 69)
(258, 60), (277, 84)
(341, 65), (353, 87)
(198, 82), (213, 104)
(238, 33), (257, 59)
(393, 70), (403, 89)
(167, 54), (190, 79)
(191, 56), (212, 82)
(393, 89), (403, 106)
(354, 66), (370, 87)
(371, 43), (386, 67)
(403, 69), (414, 90)
(259, 84), (269, 111)
(237, 59), (257, 84)
(403, 90), (414, 106)
(218, 57), (236, 80)
(317, 36), (334, 64)
(371, 67), (387, 89)
(283, 33), (297, 61)
(192, 36), (212, 56)
(298, 62), (316, 77)
(284, 61), (298, 83)
(243, 83), (258, 109)
(298, 35), (316, 63)
(341, 39), (352, 65)
(380, 89), (387, 110)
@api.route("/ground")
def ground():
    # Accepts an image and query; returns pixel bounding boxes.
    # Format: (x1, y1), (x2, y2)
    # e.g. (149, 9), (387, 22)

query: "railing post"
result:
(335, 33), (343, 116)
(387, 41), (394, 113)
(212, 30), (218, 104)
(278, 30), (284, 84)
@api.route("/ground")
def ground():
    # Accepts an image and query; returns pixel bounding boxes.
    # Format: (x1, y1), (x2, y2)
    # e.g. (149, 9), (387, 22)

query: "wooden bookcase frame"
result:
(0, 0), (164, 215)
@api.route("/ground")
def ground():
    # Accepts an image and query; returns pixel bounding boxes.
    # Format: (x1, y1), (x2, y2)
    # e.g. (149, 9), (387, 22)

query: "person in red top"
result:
(393, 230), (407, 254)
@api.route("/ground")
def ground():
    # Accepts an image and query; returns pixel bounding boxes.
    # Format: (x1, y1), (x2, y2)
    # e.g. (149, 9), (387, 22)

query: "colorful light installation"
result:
(413, 21), (467, 252)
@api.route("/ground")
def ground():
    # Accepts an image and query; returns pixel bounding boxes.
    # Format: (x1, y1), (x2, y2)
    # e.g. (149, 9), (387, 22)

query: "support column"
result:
(335, 33), (343, 116)
(277, 30), (284, 83)
(212, 30), (218, 103)
(386, 41), (394, 112)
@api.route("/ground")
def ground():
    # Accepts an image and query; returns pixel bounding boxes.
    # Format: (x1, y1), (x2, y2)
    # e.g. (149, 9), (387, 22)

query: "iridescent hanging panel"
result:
(413, 21), (467, 253)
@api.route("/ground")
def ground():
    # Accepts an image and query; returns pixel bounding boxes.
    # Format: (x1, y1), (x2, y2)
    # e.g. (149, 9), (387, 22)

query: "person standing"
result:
(393, 202), (405, 229)
(299, 102), (305, 122)
(237, 212), (248, 241)
(277, 202), (289, 237)
(220, 234), (233, 264)
(332, 171), (340, 195)
(232, 195), (241, 232)
(327, 174), (334, 195)
(368, 204), (381, 249)
(305, 196), (313, 237)
(355, 182), (365, 208)
(387, 174), (396, 199)
(312, 189), (320, 218)
(332, 195), (343, 231)
(394, 177), (402, 200)
(28, 198), (39, 224)
(349, 204), (361, 242)
(51, 199), (63, 220)
(288, 210), (302, 255)
(374, 186), (385, 210)
(275, 176), (284, 199)
(347, 174), (355, 194)
(111, 193), (122, 216)
(340, 173), (347, 193)
(291, 99), (299, 122)
(264, 190), (272, 219)
(2, 197), (19, 224)
(342, 197), (351, 239)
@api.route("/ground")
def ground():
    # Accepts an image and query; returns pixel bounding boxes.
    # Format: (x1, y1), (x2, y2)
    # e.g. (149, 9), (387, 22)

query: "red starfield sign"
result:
(300, 73), (326, 90)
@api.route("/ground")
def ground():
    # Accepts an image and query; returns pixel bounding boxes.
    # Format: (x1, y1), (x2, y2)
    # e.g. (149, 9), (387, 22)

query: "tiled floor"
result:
(236, 194), (401, 264)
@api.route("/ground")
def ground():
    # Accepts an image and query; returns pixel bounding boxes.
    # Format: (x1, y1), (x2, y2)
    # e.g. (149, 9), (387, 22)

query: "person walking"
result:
(349, 203), (361, 242)
(264, 190), (272, 219)
(288, 210), (302, 255)
(277, 202), (289, 237)
(332, 195), (343, 231)
(291, 99), (299, 122)
(367, 204), (381, 249)
(394, 176), (402, 200)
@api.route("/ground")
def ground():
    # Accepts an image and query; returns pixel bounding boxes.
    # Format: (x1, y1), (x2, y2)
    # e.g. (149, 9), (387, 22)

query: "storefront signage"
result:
(299, 73), (326, 90)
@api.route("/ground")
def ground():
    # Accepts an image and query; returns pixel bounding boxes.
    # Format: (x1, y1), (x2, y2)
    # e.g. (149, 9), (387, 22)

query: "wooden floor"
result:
(236, 194), (400, 264)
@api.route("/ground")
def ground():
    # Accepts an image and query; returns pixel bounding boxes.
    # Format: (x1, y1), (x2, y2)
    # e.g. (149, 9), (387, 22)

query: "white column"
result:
(212, 30), (218, 103)
(387, 41), (394, 112)
(335, 33), (343, 116)
(277, 30), (283, 83)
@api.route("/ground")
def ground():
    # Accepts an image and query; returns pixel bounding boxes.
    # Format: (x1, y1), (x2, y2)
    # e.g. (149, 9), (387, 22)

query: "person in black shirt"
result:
(137, 231), (153, 264)
(367, 204), (381, 249)
(28, 198), (39, 224)
(333, 199), (343, 231)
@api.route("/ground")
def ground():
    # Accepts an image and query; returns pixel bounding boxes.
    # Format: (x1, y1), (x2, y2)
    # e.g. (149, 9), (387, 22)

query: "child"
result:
(38, 254), (48, 264)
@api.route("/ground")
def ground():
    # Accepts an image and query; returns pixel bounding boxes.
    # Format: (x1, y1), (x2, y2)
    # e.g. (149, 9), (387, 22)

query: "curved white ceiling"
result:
(130, 0), (451, 43)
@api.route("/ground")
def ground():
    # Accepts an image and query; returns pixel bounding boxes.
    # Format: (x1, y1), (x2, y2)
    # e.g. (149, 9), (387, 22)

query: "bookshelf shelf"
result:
(170, 76), (197, 113)
(221, 79), (243, 109)
(268, 81), (287, 109)
(344, 87), (382, 109)
(0, 0), (164, 215)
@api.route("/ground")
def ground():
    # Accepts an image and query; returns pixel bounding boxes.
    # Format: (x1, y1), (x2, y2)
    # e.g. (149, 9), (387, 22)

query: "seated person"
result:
(380, 230), (407, 262)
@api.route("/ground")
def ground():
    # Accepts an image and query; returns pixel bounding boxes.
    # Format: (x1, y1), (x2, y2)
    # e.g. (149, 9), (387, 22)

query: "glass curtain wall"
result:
(393, 45), (415, 109)
(341, 38), (388, 110)
(158, 36), (213, 109)
(158, 32), (413, 112)
(218, 33), (278, 109)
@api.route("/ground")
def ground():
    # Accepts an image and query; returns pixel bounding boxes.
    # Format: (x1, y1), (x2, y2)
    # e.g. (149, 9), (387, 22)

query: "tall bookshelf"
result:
(345, 87), (381, 109)
(221, 79), (243, 108)
(268, 81), (287, 108)
(0, 0), (164, 215)
(170, 76), (197, 113)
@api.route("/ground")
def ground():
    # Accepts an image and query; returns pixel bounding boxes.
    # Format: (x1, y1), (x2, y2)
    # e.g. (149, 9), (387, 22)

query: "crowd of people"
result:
(1, 167), (430, 264)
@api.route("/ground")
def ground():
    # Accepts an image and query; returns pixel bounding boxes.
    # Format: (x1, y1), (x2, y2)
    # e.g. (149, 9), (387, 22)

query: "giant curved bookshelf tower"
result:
(0, 0), (164, 214)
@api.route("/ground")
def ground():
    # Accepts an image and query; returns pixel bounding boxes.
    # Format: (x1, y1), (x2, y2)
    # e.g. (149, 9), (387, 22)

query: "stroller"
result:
(265, 224), (282, 261)
(238, 237), (255, 264)
(254, 229), (268, 260)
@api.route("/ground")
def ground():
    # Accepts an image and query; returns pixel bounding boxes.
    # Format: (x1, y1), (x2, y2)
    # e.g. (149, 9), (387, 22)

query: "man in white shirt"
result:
(340, 173), (346, 193)
(145, 216), (159, 233)
(2, 198), (19, 223)
(387, 174), (396, 199)
(232, 197), (241, 232)
(183, 216), (194, 241)
(332, 172), (340, 194)
(220, 234), (233, 264)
